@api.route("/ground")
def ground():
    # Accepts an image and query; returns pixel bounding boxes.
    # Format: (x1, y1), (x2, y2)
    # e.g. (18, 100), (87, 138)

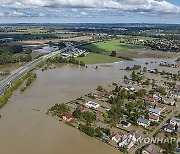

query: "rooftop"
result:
(137, 117), (150, 124)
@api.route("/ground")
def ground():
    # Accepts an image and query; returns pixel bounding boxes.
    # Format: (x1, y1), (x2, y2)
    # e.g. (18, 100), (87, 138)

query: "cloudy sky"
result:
(0, 0), (179, 23)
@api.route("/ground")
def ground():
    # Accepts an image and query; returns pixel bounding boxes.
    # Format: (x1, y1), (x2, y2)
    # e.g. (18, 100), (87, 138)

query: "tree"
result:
(82, 111), (96, 123)
(110, 51), (116, 57)
(142, 79), (150, 85)
(25, 48), (32, 54)
(80, 61), (85, 66)
(135, 148), (141, 154)
(95, 128), (103, 138)
(152, 79), (156, 86)
(119, 146), (128, 153)
(72, 109), (81, 119)
(143, 67), (147, 72)
(137, 89), (147, 97)
(96, 85), (103, 92)
(124, 75), (128, 79)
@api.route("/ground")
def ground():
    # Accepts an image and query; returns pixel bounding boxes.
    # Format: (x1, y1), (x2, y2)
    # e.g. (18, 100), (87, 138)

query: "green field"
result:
(76, 53), (122, 64)
(83, 39), (145, 53)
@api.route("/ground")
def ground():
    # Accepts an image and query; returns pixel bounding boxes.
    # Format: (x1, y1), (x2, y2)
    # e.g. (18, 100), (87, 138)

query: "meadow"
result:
(83, 39), (146, 53)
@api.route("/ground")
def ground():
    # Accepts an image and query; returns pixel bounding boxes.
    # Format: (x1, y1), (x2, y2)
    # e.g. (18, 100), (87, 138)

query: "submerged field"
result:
(76, 53), (122, 64)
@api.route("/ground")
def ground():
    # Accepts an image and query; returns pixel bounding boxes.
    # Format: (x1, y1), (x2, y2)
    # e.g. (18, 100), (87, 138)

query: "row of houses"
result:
(61, 47), (88, 58)
(137, 103), (167, 128)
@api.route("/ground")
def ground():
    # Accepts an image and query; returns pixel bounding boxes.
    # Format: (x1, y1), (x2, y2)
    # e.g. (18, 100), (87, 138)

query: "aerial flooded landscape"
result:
(0, 1), (180, 154)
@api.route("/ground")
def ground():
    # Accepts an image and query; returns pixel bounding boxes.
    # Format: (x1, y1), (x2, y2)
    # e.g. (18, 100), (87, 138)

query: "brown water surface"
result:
(0, 59), (178, 154)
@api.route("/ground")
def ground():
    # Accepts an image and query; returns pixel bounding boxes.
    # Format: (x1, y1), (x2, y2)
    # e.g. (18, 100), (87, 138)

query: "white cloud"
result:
(80, 11), (87, 16)
(11, 10), (24, 16)
(1, 0), (180, 14)
(0, 0), (179, 21)
(0, 11), (25, 17)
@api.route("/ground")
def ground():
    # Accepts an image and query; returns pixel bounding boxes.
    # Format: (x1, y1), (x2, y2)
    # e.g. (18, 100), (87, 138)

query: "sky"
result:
(0, 0), (179, 24)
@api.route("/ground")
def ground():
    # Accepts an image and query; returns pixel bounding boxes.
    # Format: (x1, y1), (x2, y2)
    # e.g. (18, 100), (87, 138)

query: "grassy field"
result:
(82, 39), (179, 59)
(83, 39), (145, 53)
(76, 53), (122, 64)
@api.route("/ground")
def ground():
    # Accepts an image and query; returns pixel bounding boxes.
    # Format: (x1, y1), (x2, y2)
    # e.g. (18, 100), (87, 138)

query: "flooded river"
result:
(0, 58), (179, 154)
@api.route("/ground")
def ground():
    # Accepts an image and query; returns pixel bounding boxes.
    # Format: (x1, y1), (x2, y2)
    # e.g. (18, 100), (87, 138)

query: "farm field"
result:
(83, 39), (146, 53)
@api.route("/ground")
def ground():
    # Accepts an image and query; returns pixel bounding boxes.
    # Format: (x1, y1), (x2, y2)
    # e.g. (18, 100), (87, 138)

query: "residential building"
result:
(125, 86), (135, 91)
(76, 105), (87, 112)
(119, 120), (131, 128)
(146, 97), (156, 103)
(162, 98), (175, 106)
(153, 93), (162, 101)
(119, 130), (141, 149)
(85, 101), (100, 109)
(111, 132), (124, 143)
(142, 144), (163, 154)
(148, 113), (159, 122)
(155, 104), (166, 112)
(163, 124), (175, 133)
(61, 114), (74, 121)
(137, 117), (150, 128)
(96, 111), (103, 117)
(149, 108), (162, 116)
(170, 117), (180, 127)
(169, 91), (180, 99)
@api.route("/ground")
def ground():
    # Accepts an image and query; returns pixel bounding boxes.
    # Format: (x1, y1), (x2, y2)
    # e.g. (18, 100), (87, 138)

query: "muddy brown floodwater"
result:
(0, 58), (179, 154)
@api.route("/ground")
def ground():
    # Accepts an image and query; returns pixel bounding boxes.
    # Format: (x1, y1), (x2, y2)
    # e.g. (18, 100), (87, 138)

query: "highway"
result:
(0, 40), (92, 96)
(0, 48), (66, 96)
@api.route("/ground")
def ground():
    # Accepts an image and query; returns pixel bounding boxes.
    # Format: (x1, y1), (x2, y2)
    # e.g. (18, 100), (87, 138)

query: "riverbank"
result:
(76, 53), (122, 64)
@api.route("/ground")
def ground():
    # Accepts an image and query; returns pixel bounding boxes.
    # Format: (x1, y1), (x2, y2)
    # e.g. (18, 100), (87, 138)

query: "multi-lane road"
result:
(0, 40), (92, 96)
(0, 48), (66, 96)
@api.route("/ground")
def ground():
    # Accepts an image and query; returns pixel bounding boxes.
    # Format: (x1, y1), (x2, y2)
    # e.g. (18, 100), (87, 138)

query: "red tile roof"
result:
(114, 132), (124, 140)
(61, 114), (74, 120)
(156, 104), (166, 111)
(149, 113), (159, 121)
(96, 111), (103, 116)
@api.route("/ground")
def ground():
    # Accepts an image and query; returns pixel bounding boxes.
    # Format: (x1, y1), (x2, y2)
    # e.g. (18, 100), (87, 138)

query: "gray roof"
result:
(137, 117), (150, 124)
(163, 98), (174, 103)
(171, 117), (180, 123)
(171, 91), (180, 96)
(149, 108), (161, 115)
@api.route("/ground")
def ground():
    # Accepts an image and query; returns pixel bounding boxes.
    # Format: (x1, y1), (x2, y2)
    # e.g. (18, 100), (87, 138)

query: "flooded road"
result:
(0, 58), (178, 154)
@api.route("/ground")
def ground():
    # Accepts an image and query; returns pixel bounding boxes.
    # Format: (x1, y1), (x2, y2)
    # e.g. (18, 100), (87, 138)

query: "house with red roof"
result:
(148, 113), (159, 122)
(111, 132), (124, 143)
(146, 97), (156, 103)
(77, 105), (87, 112)
(155, 104), (166, 112)
(61, 114), (74, 122)
(96, 111), (103, 117)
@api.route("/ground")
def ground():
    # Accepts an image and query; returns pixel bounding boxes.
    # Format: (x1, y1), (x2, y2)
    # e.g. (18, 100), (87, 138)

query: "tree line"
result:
(0, 44), (32, 65)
